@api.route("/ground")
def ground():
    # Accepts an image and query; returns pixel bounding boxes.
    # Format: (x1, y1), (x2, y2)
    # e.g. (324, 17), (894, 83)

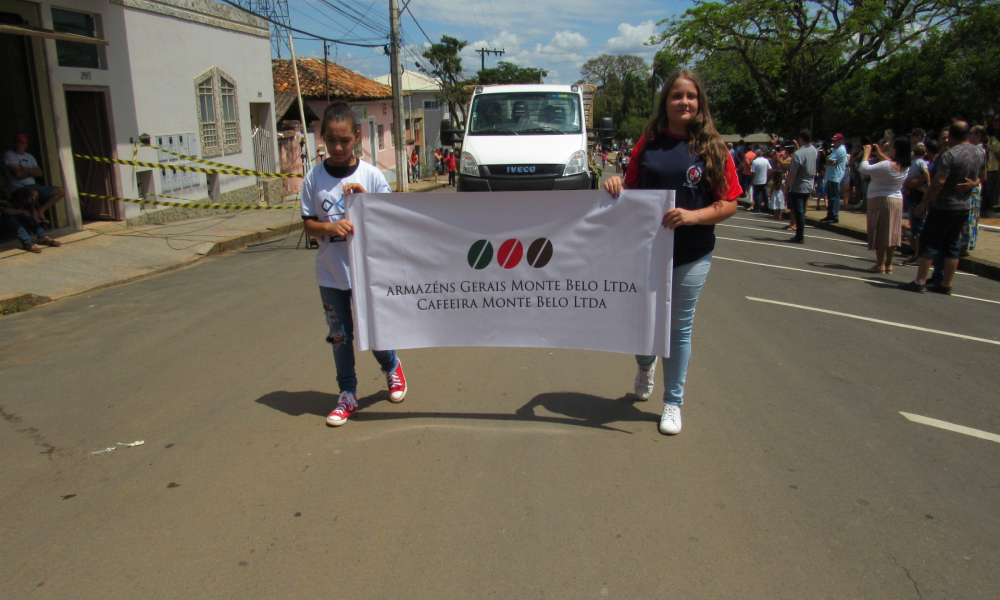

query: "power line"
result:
(217, 0), (385, 47)
(312, 0), (389, 39)
(402, 3), (433, 45)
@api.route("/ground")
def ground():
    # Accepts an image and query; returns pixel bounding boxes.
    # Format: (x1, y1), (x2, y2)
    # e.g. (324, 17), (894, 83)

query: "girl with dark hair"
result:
(860, 137), (911, 274)
(604, 69), (740, 436)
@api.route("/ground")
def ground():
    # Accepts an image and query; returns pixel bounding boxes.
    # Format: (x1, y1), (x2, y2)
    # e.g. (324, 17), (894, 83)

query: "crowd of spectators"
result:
(727, 118), (997, 293)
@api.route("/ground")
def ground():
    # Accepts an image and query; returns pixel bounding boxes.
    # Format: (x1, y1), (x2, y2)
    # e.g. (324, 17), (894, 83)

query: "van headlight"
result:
(461, 152), (479, 177)
(563, 150), (587, 176)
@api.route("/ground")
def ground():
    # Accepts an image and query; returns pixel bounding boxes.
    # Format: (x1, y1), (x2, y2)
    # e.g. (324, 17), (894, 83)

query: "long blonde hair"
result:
(642, 69), (729, 196)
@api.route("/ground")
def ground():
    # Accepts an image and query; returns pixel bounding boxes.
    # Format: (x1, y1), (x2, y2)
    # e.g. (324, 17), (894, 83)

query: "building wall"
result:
(34, 0), (279, 228)
(305, 99), (398, 177)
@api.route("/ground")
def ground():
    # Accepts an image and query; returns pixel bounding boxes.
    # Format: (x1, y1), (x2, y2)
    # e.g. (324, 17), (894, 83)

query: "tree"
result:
(657, 0), (981, 131)
(695, 51), (778, 135)
(580, 54), (649, 89)
(824, 3), (1000, 137)
(581, 54), (651, 140)
(417, 36), (470, 128)
(477, 61), (548, 84)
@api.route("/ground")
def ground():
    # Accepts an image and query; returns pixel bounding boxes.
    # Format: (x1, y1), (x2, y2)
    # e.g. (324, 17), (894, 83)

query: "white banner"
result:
(347, 190), (674, 355)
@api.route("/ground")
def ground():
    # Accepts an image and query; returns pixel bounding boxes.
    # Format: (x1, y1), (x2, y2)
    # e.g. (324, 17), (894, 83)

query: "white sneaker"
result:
(634, 362), (656, 401)
(659, 404), (682, 435)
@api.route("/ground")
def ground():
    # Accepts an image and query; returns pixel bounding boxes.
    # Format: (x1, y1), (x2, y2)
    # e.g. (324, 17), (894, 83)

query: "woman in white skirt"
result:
(859, 138), (910, 274)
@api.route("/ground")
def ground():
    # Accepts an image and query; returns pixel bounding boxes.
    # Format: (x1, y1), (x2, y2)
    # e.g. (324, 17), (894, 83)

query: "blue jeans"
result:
(825, 179), (842, 219)
(319, 286), (397, 395)
(636, 253), (712, 406)
(752, 184), (768, 211)
(2, 213), (47, 244)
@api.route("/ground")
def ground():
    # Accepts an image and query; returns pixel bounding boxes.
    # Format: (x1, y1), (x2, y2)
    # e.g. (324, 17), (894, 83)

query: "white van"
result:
(456, 84), (598, 192)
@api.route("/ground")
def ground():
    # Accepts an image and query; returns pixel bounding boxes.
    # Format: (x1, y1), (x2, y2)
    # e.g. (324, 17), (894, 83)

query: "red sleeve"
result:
(624, 135), (646, 188)
(717, 151), (742, 202)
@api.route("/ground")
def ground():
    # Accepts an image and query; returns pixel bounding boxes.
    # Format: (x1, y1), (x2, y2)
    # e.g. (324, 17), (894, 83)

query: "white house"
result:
(1, 0), (280, 231)
(373, 70), (445, 173)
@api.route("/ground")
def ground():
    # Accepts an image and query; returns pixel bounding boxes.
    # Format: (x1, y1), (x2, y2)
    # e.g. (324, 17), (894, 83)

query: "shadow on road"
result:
(256, 389), (391, 417)
(254, 390), (657, 433)
(808, 261), (882, 275)
(748, 235), (795, 243)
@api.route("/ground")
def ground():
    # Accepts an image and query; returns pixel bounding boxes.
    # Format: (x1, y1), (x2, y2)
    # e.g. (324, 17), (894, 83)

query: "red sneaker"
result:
(326, 391), (358, 427)
(385, 360), (407, 403)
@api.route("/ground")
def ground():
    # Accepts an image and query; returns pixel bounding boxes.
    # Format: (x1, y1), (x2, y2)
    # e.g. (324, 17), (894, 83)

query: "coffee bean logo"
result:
(526, 238), (553, 268)
(496, 238), (523, 269)
(467, 239), (494, 270)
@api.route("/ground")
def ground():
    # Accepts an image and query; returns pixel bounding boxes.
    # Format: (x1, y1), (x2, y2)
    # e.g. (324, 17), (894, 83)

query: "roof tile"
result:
(272, 58), (394, 101)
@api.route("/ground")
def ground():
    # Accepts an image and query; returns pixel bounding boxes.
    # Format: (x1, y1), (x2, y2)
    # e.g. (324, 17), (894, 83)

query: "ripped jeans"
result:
(319, 286), (397, 395)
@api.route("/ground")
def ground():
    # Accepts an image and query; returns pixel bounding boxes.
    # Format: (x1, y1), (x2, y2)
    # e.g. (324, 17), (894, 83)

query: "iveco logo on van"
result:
(506, 165), (537, 174)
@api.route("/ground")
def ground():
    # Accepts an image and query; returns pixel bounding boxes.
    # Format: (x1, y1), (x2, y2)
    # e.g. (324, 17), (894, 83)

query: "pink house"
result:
(273, 59), (403, 181)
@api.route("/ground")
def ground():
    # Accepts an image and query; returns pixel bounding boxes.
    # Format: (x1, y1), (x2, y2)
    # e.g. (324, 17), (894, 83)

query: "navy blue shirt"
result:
(626, 133), (741, 267)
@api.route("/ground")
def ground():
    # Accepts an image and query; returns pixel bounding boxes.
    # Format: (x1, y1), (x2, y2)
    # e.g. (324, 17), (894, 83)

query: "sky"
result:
(282, 0), (693, 84)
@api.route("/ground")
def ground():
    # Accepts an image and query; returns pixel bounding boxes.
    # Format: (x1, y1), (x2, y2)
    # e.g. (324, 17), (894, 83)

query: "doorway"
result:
(368, 118), (377, 167)
(66, 89), (119, 220)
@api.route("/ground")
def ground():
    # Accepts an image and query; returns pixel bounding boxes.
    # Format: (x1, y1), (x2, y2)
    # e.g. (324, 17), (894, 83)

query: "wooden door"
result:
(66, 90), (119, 220)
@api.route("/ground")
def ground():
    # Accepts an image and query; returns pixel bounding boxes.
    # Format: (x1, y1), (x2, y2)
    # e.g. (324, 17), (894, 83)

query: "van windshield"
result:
(469, 92), (583, 135)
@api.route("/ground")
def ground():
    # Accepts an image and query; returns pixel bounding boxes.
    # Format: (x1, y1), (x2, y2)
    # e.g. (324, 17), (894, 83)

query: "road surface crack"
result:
(892, 555), (923, 599)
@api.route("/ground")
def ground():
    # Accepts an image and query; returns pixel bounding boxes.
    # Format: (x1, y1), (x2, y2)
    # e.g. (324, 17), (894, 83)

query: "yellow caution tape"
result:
(141, 143), (248, 170)
(79, 192), (298, 210)
(73, 154), (304, 178)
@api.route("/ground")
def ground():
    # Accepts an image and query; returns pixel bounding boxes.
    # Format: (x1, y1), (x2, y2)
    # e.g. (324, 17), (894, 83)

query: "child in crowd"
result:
(769, 166), (786, 222)
(301, 103), (408, 427)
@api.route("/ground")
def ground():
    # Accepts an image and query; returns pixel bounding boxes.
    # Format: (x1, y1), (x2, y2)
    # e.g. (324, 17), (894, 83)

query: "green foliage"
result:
(477, 61), (548, 85)
(417, 36), (471, 128)
(825, 3), (1000, 137)
(657, 0), (980, 130)
(696, 51), (779, 136)
(581, 54), (653, 142)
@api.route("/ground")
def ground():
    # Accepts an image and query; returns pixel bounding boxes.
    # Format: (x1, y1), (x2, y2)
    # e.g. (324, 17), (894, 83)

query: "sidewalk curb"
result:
(737, 198), (1000, 283)
(3, 183), (455, 315)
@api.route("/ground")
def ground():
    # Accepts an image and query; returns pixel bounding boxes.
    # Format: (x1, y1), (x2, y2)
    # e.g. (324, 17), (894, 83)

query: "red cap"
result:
(14, 133), (28, 144)
(831, 133), (844, 142)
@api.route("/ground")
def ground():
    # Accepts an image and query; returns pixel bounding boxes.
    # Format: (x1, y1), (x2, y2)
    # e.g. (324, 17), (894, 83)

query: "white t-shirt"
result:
(858, 160), (907, 199)
(301, 159), (391, 290)
(750, 156), (772, 186)
(4, 150), (38, 188)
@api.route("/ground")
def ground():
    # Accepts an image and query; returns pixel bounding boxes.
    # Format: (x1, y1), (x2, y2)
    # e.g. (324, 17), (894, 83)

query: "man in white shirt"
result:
(750, 146), (772, 212)
(4, 134), (65, 221)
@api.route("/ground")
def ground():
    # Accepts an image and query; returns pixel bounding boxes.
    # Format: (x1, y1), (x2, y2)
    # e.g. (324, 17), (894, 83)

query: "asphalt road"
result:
(2, 191), (999, 599)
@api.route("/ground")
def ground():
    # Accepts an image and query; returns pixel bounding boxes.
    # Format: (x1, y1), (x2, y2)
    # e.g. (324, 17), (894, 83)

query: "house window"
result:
(197, 75), (219, 153)
(195, 67), (241, 157)
(423, 100), (439, 110)
(220, 78), (239, 148)
(377, 124), (385, 150)
(52, 8), (101, 69)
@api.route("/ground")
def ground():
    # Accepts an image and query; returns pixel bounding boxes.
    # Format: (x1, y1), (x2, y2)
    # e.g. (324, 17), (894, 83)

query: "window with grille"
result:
(378, 124), (385, 150)
(197, 76), (219, 153)
(194, 67), (241, 157)
(220, 77), (239, 150)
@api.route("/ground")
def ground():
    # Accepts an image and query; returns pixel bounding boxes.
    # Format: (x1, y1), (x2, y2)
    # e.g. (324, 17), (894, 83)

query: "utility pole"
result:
(323, 42), (330, 104)
(288, 33), (311, 168)
(389, 0), (408, 192)
(475, 47), (505, 80)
